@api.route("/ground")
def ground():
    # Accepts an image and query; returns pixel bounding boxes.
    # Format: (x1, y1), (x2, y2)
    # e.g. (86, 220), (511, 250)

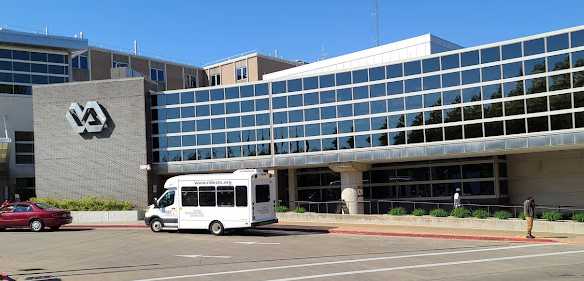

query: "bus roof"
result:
(163, 169), (268, 189)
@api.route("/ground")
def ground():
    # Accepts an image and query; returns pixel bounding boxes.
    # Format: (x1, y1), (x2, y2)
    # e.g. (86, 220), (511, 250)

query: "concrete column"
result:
(287, 168), (296, 209)
(329, 162), (370, 214)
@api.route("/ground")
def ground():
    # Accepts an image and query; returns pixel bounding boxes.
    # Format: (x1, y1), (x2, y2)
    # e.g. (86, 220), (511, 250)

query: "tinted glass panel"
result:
(461, 50), (479, 67)
(441, 54), (459, 70)
(319, 74), (334, 88)
(335, 72), (351, 85)
(442, 72), (460, 87)
(404, 61), (421, 76)
(481, 65), (501, 82)
(524, 38), (545, 56)
(502, 42), (522, 60)
(524, 58), (546, 75)
(369, 66), (385, 81)
(404, 78), (421, 93)
(422, 57), (440, 73)
(547, 33), (569, 52)
(548, 53), (570, 71)
(461, 69), (480, 85)
(352, 69), (368, 83)
(503, 62), (523, 78)
(386, 63), (403, 78)
(481, 47), (500, 63)
(303, 76), (318, 90)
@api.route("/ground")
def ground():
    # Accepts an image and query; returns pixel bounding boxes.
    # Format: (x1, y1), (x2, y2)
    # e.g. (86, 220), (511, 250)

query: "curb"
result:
(65, 224), (146, 228)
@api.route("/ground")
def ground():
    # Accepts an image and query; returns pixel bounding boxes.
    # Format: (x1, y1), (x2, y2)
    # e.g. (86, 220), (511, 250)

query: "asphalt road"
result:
(1, 228), (584, 281)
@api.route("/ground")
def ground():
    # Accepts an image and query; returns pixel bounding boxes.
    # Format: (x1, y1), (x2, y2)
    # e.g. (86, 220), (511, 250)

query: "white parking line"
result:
(234, 242), (281, 245)
(133, 243), (558, 281)
(176, 255), (232, 259)
(265, 249), (584, 281)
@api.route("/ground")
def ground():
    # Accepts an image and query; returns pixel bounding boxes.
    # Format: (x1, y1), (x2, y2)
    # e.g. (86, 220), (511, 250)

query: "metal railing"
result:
(280, 200), (584, 218)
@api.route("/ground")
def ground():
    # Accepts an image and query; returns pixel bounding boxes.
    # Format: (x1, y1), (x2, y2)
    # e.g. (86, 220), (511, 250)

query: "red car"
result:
(0, 202), (72, 232)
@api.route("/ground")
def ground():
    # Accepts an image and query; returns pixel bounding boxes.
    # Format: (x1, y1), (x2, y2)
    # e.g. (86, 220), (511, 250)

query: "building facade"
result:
(28, 25), (584, 211)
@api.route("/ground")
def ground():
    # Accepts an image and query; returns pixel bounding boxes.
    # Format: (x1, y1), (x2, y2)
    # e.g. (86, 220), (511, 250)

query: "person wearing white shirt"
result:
(453, 188), (462, 208)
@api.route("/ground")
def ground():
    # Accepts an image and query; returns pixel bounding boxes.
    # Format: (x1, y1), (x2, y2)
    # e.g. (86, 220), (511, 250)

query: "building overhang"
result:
(0, 28), (88, 50)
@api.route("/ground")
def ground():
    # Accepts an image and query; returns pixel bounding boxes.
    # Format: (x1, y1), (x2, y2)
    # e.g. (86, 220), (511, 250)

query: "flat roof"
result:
(0, 28), (88, 50)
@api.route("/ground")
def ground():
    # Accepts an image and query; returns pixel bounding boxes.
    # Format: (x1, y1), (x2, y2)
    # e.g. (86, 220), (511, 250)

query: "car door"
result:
(0, 205), (15, 227)
(157, 190), (178, 228)
(12, 204), (34, 227)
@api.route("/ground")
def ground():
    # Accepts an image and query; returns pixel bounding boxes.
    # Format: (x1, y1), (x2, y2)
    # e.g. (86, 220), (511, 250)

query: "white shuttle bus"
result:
(144, 169), (278, 235)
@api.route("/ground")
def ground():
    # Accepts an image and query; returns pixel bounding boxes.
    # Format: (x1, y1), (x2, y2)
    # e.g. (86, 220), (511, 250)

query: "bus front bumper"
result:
(251, 219), (278, 227)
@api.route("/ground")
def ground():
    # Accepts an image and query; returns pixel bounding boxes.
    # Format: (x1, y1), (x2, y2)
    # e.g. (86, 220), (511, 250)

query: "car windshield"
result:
(34, 203), (56, 210)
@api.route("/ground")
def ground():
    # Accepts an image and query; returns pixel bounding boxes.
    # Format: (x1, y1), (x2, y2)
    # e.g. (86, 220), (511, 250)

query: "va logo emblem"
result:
(65, 101), (108, 134)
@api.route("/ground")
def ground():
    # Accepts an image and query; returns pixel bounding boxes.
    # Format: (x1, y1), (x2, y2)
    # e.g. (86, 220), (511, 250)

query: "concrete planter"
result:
(277, 212), (584, 234)
(70, 210), (144, 224)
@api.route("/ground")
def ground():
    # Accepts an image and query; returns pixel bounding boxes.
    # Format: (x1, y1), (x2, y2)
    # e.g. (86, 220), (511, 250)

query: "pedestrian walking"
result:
(524, 197), (536, 239)
(453, 188), (462, 208)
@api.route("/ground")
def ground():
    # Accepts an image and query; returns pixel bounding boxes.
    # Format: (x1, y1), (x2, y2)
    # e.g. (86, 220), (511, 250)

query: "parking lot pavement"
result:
(2, 228), (584, 281)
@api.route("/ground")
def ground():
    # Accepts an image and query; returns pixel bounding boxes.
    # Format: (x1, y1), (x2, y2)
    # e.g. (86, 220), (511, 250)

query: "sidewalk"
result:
(65, 221), (584, 244)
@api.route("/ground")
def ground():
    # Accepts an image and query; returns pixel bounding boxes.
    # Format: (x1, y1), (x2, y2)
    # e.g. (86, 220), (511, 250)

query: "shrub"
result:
(388, 207), (407, 216)
(541, 211), (562, 221)
(275, 205), (289, 213)
(472, 209), (490, 219)
(30, 197), (134, 211)
(412, 208), (426, 216)
(494, 210), (512, 220)
(519, 212), (526, 220)
(294, 207), (306, 213)
(450, 207), (471, 218)
(572, 213), (584, 223)
(430, 208), (449, 217)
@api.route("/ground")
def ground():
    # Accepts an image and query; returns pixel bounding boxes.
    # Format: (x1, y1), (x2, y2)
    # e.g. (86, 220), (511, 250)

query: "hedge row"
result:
(385, 207), (584, 222)
(30, 197), (134, 211)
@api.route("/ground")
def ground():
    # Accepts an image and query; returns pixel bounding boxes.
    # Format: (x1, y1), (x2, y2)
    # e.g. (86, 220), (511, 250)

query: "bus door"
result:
(252, 183), (275, 222)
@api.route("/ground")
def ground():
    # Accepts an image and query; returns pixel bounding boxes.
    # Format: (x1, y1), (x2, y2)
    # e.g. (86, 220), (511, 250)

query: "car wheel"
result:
(209, 221), (224, 236)
(150, 219), (163, 233)
(29, 219), (44, 232)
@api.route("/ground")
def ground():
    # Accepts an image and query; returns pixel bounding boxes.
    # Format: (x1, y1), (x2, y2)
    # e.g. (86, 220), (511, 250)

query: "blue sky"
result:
(3, 0), (584, 66)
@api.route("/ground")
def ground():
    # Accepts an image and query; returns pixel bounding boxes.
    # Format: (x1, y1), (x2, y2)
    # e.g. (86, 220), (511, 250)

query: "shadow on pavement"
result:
(172, 228), (323, 236)
(0, 228), (93, 233)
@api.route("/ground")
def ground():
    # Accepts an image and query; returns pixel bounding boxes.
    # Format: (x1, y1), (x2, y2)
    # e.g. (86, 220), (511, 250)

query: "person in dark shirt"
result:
(523, 197), (536, 239)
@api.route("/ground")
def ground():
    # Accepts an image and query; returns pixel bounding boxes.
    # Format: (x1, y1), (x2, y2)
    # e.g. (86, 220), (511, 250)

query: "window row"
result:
(153, 144), (271, 162)
(0, 60), (69, 75)
(0, 72), (69, 85)
(268, 30), (584, 94)
(365, 162), (496, 183)
(0, 84), (33, 95)
(152, 115), (270, 134)
(181, 186), (248, 207)
(362, 181), (498, 200)
(0, 49), (68, 64)
(152, 83), (269, 106)
(153, 129), (270, 148)
(151, 99), (269, 120)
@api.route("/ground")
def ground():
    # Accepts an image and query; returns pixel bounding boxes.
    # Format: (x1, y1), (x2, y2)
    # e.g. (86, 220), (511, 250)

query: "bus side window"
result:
(255, 185), (270, 203)
(159, 191), (175, 208)
(199, 186), (216, 206)
(236, 186), (248, 207)
(217, 186), (235, 207)
(182, 186), (198, 207)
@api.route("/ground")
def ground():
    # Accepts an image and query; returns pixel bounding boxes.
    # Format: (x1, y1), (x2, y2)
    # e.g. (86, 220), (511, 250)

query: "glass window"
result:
(389, 131), (406, 145)
(549, 93), (572, 110)
(461, 69), (480, 85)
(406, 112), (423, 127)
(442, 72), (460, 87)
(255, 98), (269, 111)
(371, 116), (388, 130)
(524, 57), (546, 75)
(275, 127), (288, 139)
(525, 77), (547, 94)
(370, 83), (386, 97)
(241, 115), (255, 127)
(443, 108), (462, 123)
(482, 65), (501, 82)
(338, 120), (354, 133)
(304, 108), (320, 121)
(272, 81), (286, 94)
(407, 130), (424, 144)
(504, 100), (525, 116)
(425, 127), (443, 142)
(337, 104), (353, 117)
(226, 116), (240, 128)
(242, 130), (255, 142)
(547, 33), (569, 52)
(506, 118), (526, 134)
(321, 122), (337, 135)
(462, 87), (481, 102)
(464, 123), (483, 138)
(158, 191), (176, 208)
(256, 128), (270, 140)
(339, 136), (355, 149)
(243, 144), (256, 156)
(404, 60), (421, 76)
(548, 73), (571, 91)
(503, 62), (523, 79)
(423, 92), (441, 107)
(320, 106), (336, 119)
(319, 74), (335, 88)
(524, 38), (545, 56)
(461, 50), (479, 67)
(423, 75), (441, 90)
(197, 148), (211, 160)
(482, 84), (502, 100)
(575, 71), (584, 88)
(290, 141), (305, 153)
(166, 108), (180, 119)
(551, 113), (573, 130)
(337, 88), (352, 101)
(225, 87), (239, 99)
(422, 57), (440, 73)
(255, 83), (269, 96)
(273, 96), (287, 109)
(369, 66), (385, 81)
(547, 53), (570, 71)
(303, 76), (318, 90)
(227, 131), (241, 143)
(306, 139), (321, 152)
(240, 100), (254, 112)
(212, 132), (226, 144)
(216, 186), (235, 207)
(484, 121), (504, 136)
(196, 119), (210, 131)
(405, 95), (423, 110)
(388, 114), (405, 128)
(275, 142), (288, 154)
(211, 118), (225, 130)
(354, 118), (370, 132)
(289, 125), (304, 138)
(322, 138), (337, 150)
(288, 94), (303, 107)
(404, 78), (421, 93)
(180, 92), (194, 103)
(183, 149), (197, 160)
(164, 94), (179, 105)
(355, 135), (371, 148)
(212, 147), (226, 159)
(288, 110), (303, 123)
(353, 86), (369, 99)
(441, 54), (460, 70)
(240, 85), (254, 97)
(287, 79), (302, 92)
(354, 102), (369, 116)
(195, 90), (210, 102)
(526, 97), (548, 113)
(424, 110), (442, 125)
(181, 106), (195, 118)
(573, 50), (584, 68)
(481, 46), (500, 63)
(210, 89), (224, 101)
(464, 105), (482, 120)
(387, 63), (403, 78)
(483, 102), (503, 118)
(388, 98), (404, 112)
(445, 125), (463, 140)
(320, 90), (336, 103)
(502, 42), (522, 60)
(527, 116), (549, 133)
(182, 121), (196, 133)
(576, 91), (584, 108)
(304, 92), (319, 105)
(371, 133), (388, 146)
(227, 146), (241, 158)
(572, 30), (584, 48)
(210, 103), (225, 115)
(352, 69), (368, 83)
(443, 90), (461, 105)
(577, 112), (584, 128)
(198, 186), (216, 206)
(387, 81), (403, 95)
(335, 72), (351, 86)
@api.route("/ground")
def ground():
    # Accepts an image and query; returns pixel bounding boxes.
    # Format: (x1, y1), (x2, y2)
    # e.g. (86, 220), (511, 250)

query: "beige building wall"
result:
(203, 54), (299, 86)
(89, 49), (112, 80)
(130, 57), (149, 78)
(507, 149), (584, 207)
(166, 64), (183, 90)
(257, 56), (299, 80)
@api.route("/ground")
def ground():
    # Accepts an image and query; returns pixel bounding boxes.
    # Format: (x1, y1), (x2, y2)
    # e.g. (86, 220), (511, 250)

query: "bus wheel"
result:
(209, 221), (224, 236)
(150, 219), (163, 232)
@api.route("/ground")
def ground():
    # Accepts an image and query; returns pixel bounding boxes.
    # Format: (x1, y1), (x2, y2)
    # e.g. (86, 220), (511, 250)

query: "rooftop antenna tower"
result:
(373, 0), (380, 46)
(133, 40), (139, 55)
